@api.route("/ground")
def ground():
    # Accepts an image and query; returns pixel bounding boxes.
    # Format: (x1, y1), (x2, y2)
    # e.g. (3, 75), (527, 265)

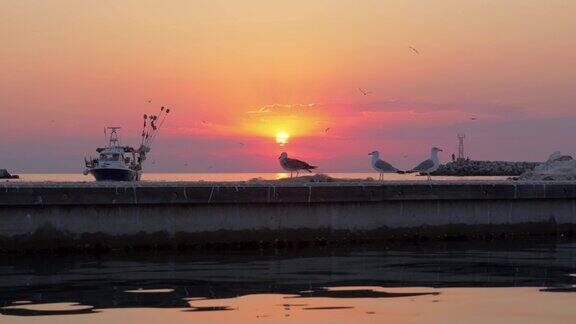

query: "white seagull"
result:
(410, 147), (443, 180)
(279, 152), (317, 178)
(368, 151), (399, 180)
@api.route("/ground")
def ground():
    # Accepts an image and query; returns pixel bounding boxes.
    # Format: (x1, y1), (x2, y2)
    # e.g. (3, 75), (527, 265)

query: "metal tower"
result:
(457, 133), (466, 160)
(107, 127), (122, 147)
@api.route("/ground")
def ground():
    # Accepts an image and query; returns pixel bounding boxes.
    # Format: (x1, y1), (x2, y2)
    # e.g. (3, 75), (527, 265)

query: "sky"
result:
(1, 0), (575, 173)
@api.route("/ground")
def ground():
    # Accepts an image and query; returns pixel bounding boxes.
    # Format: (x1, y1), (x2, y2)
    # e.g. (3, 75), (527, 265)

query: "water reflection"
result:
(0, 241), (575, 322)
(1, 303), (97, 317)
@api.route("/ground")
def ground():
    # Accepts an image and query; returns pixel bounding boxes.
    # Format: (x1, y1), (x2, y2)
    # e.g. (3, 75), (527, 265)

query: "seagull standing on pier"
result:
(279, 152), (317, 178)
(368, 151), (399, 180)
(410, 147), (443, 180)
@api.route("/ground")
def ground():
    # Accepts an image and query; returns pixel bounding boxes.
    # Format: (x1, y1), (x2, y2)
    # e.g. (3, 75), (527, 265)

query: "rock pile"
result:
(248, 173), (376, 184)
(432, 160), (539, 176)
(0, 169), (19, 179)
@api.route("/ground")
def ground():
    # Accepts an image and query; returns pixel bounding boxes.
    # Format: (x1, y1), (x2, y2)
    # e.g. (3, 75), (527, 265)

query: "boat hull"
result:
(90, 168), (141, 181)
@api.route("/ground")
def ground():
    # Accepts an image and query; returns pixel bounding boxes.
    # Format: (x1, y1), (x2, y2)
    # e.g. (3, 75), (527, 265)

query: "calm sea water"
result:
(1, 242), (576, 323)
(10, 173), (509, 182)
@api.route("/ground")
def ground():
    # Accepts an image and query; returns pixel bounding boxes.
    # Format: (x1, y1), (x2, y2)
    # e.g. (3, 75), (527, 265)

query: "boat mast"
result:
(107, 127), (121, 147)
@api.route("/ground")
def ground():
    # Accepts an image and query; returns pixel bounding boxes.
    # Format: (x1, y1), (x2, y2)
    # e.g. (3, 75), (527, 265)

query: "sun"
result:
(275, 131), (289, 146)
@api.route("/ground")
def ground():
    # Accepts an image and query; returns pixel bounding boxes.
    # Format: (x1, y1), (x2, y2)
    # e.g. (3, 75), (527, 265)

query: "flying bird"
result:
(146, 99), (152, 103)
(279, 152), (317, 178)
(368, 151), (400, 180)
(470, 117), (477, 121)
(359, 88), (372, 96)
(324, 127), (330, 133)
(409, 147), (443, 180)
(409, 46), (420, 55)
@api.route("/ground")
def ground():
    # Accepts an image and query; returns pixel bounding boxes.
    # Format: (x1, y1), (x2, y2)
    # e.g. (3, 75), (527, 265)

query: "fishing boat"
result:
(84, 107), (170, 181)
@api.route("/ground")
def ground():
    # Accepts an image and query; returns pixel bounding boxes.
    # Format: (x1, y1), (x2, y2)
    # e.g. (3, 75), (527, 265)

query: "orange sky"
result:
(1, 0), (575, 172)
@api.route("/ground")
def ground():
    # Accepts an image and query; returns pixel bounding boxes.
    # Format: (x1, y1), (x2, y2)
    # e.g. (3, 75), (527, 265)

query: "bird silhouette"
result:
(409, 46), (420, 55)
(359, 88), (372, 96)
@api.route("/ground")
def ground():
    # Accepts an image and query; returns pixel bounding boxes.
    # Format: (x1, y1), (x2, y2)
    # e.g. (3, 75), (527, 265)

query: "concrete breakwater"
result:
(432, 160), (539, 176)
(1, 181), (576, 251)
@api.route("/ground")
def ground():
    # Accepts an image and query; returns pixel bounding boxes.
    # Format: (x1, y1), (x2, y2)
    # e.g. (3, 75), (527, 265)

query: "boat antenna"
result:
(140, 114), (148, 146)
(107, 127), (121, 146)
(149, 107), (170, 145)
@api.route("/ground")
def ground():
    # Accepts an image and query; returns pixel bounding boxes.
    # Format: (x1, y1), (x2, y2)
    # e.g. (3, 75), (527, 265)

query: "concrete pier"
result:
(1, 181), (576, 250)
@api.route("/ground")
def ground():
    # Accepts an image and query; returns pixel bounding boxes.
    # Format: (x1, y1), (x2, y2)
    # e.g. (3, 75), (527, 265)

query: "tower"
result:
(457, 133), (466, 160)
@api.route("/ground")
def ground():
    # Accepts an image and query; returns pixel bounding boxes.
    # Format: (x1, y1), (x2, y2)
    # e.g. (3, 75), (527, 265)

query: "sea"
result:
(8, 173), (509, 182)
(0, 241), (575, 323)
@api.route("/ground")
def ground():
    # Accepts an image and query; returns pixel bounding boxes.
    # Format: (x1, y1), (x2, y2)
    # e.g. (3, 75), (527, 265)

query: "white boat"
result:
(83, 127), (144, 181)
(84, 108), (169, 181)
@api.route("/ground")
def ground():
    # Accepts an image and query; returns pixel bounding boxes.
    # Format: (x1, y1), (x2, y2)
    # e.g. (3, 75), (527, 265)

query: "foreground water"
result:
(1, 242), (575, 323)
(12, 173), (508, 182)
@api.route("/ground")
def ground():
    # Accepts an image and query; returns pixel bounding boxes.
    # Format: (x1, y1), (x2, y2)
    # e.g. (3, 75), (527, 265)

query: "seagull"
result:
(146, 99), (152, 103)
(279, 152), (317, 178)
(324, 127), (330, 133)
(359, 88), (372, 96)
(368, 151), (399, 180)
(410, 147), (443, 180)
(409, 46), (420, 55)
(470, 117), (477, 121)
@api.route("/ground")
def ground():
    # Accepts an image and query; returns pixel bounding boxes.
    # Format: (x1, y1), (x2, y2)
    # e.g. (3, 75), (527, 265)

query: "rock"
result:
(248, 174), (375, 184)
(0, 169), (19, 179)
(432, 160), (539, 176)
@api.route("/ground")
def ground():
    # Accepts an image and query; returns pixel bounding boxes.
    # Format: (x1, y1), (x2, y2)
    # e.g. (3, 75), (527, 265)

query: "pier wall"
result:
(1, 182), (576, 250)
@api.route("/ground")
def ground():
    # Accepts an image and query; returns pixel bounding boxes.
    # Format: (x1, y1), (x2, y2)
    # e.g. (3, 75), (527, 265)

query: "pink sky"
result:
(1, 0), (575, 172)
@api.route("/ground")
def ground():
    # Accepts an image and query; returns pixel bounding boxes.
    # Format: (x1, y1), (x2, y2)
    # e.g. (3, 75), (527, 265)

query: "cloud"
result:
(246, 103), (316, 115)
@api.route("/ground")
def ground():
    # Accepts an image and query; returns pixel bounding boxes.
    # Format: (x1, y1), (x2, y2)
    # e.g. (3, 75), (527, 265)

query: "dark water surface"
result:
(1, 241), (575, 323)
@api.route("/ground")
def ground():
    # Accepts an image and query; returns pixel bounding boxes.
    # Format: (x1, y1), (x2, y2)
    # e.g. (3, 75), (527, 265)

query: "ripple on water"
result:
(124, 288), (175, 294)
(1, 302), (96, 316)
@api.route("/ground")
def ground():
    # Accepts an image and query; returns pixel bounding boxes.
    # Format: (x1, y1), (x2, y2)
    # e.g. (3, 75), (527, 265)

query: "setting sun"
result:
(275, 131), (289, 146)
